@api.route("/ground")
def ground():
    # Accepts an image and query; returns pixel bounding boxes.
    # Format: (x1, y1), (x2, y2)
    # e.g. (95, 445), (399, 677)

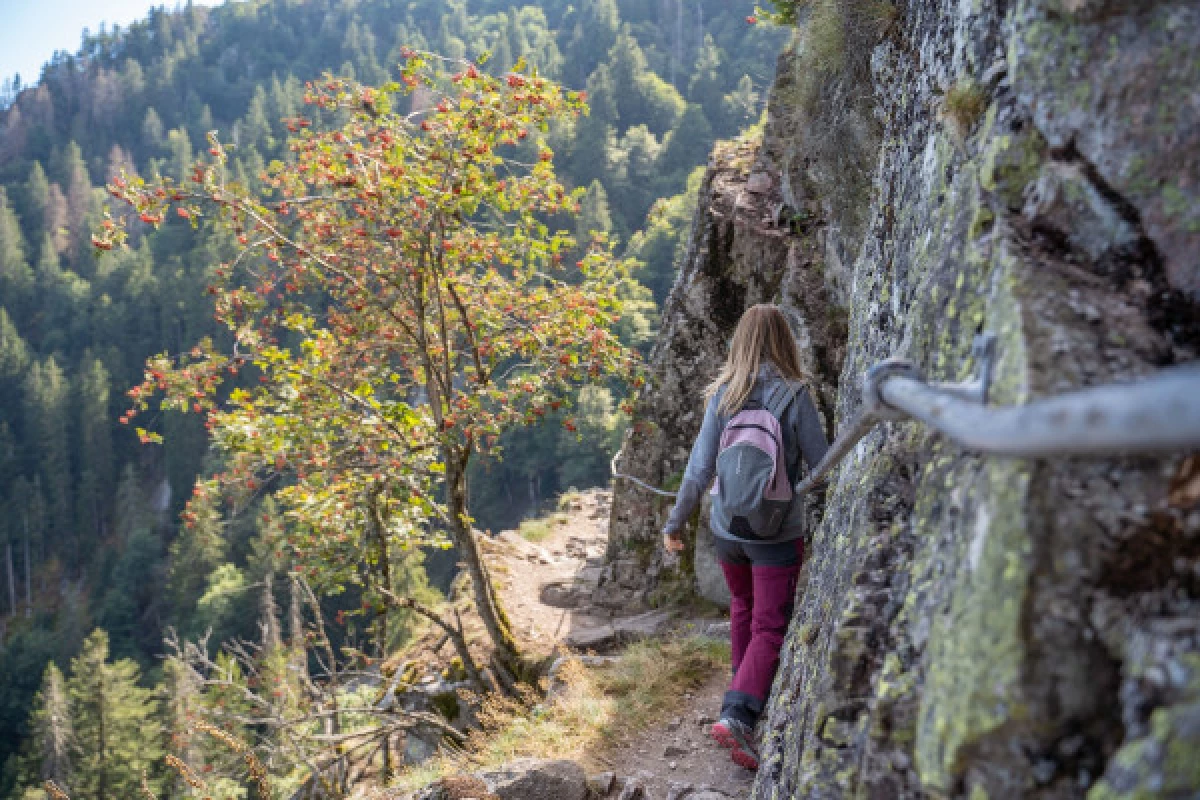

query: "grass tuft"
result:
(943, 80), (989, 137)
(391, 635), (730, 793)
(517, 512), (569, 543)
(803, 0), (896, 75)
(556, 488), (585, 511)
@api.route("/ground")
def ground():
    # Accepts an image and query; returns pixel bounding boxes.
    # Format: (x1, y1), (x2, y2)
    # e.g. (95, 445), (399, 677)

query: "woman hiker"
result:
(662, 303), (829, 771)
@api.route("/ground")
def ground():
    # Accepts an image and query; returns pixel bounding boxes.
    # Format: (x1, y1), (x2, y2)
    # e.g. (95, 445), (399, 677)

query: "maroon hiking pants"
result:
(715, 536), (804, 727)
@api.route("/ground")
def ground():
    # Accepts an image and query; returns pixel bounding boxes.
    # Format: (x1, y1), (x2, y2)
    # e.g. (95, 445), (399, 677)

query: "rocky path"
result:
(592, 670), (756, 800)
(479, 490), (688, 657)
(480, 490), (618, 657)
(482, 490), (754, 799)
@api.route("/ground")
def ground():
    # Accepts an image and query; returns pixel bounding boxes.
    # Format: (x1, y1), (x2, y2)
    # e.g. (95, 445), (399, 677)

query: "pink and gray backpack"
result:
(710, 382), (798, 540)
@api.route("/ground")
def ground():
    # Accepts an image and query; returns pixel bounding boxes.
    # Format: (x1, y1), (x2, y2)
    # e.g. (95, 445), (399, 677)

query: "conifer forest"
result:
(0, 1), (785, 796)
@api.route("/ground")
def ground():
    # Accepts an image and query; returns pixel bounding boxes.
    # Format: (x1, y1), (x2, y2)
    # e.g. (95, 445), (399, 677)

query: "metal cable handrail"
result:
(794, 341), (1200, 493)
(611, 451), (679, 498)
(613, 333), (1200, 499)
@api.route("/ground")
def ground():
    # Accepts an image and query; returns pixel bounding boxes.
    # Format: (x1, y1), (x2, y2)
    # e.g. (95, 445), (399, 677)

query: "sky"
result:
(0, 0), (225, 86)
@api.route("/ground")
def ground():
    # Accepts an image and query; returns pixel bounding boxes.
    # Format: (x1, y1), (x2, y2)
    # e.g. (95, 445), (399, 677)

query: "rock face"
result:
(609, 0), (1200, 797)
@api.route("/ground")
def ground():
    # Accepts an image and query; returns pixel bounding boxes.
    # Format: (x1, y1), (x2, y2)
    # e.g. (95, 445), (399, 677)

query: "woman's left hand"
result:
(663, 531), (685, 553)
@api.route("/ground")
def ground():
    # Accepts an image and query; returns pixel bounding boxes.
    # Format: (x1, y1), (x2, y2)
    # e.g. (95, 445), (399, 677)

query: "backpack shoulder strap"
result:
(764, 380), (799, 421)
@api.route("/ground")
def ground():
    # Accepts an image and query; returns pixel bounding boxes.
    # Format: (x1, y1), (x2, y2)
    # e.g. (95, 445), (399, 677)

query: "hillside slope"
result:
(608, 1), (1200, 797)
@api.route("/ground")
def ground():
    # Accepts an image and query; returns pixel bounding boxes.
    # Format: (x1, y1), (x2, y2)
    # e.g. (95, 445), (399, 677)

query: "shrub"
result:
(758, 0), (804, 25)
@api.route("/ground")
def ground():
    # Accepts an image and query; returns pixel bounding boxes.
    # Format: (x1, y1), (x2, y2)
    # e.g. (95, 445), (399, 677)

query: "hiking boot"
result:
(709, 717), (760, 770)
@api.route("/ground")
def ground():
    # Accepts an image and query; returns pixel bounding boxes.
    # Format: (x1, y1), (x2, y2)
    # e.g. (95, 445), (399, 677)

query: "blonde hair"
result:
(705, 304), (808, 416)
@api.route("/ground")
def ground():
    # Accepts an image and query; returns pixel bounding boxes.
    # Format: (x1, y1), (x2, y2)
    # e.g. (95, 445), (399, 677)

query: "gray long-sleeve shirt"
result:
(663, 364), (829, 542)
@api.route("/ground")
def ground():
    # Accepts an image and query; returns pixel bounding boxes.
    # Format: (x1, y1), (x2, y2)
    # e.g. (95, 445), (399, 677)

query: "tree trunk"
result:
(367, 489), (390, 655)
(23, 517), (31, 616)
(445, 457), (525, 687)
(674, 0), (683, 88)
(380, 732), (392, 787)
(5, 541), (14, 618)
(97, 676), (107, 800)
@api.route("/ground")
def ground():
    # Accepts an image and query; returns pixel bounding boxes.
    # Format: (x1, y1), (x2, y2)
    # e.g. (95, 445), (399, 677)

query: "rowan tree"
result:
(97, 52), (643, 686)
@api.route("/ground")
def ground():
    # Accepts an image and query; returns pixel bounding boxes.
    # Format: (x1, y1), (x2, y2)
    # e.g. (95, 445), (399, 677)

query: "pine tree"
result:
(286, 574), (309, 683)
(607, 27), (649, 129)
(506, 8), (529, 62)
(0, 422), (19, 619)
(57, 141), (93, 266)
(20, 662), (74, 792)
(8, 476), (44, 615)
(688, 35), (726, 130)
(75, 357), (113, 545)
(0, 309), (30, 410)
(491, 23), (514, 73)
(141, 107), (164, 149)
(564, 65), (618, 187)
(166, 481), (225, 624)
(164, 128), (192, 183)
(436, 16), (467, 61)
(98, 466), (163, 657)
(563, 0), (619, 86)
(260, 570), (283, 657)
(23, 162), (51, 241)
(724, 74), (760, 130)
(104, 144), (135, 184)
(624, 167), (704, 304)
(194, 105), (214, 147)
(659, 104), (713, 176)
(0, 188), (34, 311)
(267, 75), (296, 132)
(66, 630), (163, 800)
(34, 230), (62, 287)
(241, 87), (272, 152)
(608, 124), (663, 224)
(575, 180), (613, 247)
(586, 60), (620, 122)
(160, 655), (208, 798)
(607, 28), (685, 135)
(22, 359), (71, 552)
(26, 163), (69, 260)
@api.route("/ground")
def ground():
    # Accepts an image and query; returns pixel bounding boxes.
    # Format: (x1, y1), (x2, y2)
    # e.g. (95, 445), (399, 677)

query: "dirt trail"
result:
(484, 490), (755, 799)
(482, 490), (616, 658)
(589, 669), (756, 799)
(392, 492), (613, 673)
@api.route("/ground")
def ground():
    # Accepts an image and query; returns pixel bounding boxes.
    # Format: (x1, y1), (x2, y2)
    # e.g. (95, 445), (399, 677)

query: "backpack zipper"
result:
(726, 422), (780, 445)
